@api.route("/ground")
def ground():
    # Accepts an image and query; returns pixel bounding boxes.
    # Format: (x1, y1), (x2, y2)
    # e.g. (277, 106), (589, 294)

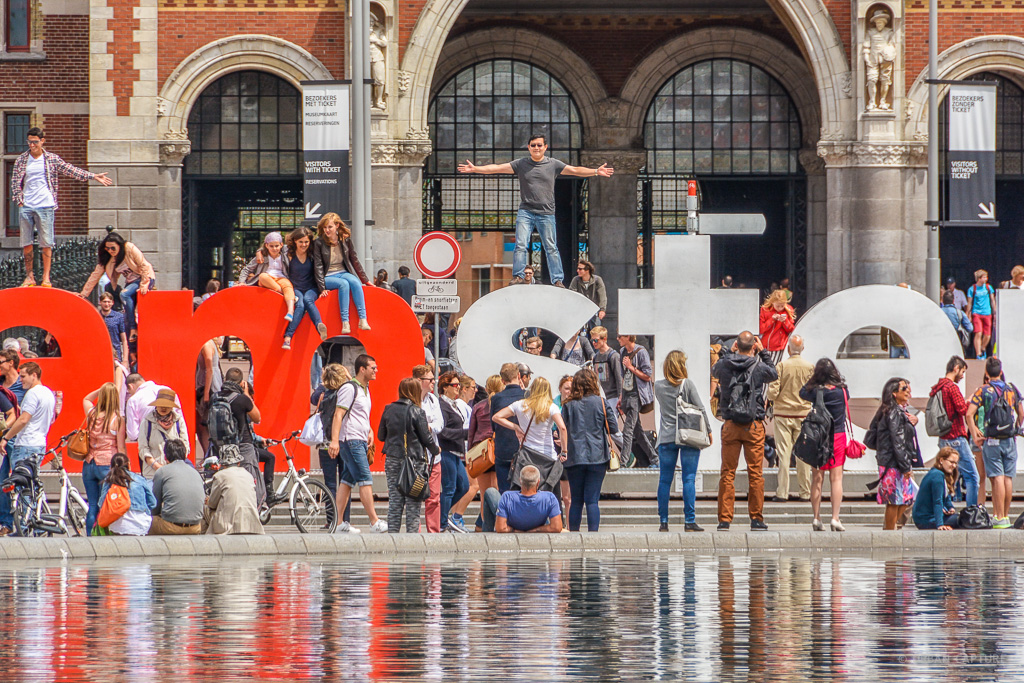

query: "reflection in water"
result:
(1, 555), (1023, 681)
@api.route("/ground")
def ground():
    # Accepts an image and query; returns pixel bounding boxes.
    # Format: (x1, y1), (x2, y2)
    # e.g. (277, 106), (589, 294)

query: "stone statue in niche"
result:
(369, 15), (388, 110)
(863, 8), (896, 111)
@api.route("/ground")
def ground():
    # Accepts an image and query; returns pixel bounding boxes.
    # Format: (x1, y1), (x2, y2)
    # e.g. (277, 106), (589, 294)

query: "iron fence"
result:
(0, 237), (100, 291)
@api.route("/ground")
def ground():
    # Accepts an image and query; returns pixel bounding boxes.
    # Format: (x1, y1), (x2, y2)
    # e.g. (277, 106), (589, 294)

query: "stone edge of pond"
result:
(0, 529), (1021, 560)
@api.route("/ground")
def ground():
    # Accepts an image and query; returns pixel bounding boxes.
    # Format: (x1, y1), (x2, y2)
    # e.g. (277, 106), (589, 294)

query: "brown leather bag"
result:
(66, 414), (91, 461)
(466, 437), (495, 478)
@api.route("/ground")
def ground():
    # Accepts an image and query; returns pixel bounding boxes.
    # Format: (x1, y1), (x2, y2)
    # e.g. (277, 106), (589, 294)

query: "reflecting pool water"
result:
(1, 554), (1023, 681)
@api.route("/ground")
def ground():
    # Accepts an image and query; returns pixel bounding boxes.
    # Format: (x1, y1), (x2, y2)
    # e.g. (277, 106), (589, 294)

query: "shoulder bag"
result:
(601, 399), (620, 471)
(397, 407), (431, 501)
(299, 395), (326, 447)
(67, 412), (93, 461)
(674, 379), (711, 450)
(466, 434), (495, 479)
(843, 389), (867, 459)
(792, 388), (834, 468)
(509, 410), (564, 490)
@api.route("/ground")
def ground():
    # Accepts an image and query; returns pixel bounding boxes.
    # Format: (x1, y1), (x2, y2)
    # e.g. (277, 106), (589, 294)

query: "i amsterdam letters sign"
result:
(301, 81), (350, 223)
(948, 83), (997, 225)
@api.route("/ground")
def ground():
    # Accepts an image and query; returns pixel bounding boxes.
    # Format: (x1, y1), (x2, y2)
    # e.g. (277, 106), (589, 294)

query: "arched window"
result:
(643, 59), (801, 176)
(185, 71), (301, 177)
(425, 60), (584, 233)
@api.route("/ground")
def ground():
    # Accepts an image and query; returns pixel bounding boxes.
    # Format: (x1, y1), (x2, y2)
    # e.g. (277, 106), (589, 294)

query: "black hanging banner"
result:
(947, 83), (997, 226)
(301, 81), (350, 225)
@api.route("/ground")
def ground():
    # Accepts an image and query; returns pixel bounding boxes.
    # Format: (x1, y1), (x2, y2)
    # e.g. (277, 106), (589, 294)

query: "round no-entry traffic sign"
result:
(414, 231), (461, 279)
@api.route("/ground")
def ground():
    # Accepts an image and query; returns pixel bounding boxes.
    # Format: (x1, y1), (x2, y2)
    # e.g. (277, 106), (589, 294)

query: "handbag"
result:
(674, 379), (712, 450)
(67, 414), (92, 461)
(466, 436), (495, 478)
(793, 388), (834, 468)
(396, 408), (430, 501)
(959, 505), (992, 530)
(843, 389), (866, 459)
(298, 411), (324, 447)
(509, 413), (563, 490)
(601, 399), (620, 471)
(367, 440), (375, 466)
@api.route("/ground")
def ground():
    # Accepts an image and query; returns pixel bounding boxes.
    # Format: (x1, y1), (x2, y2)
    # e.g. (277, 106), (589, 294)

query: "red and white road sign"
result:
(413, 231), (462, 279)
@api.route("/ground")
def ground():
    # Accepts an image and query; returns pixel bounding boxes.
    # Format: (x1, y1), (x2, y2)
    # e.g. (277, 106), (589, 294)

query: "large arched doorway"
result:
(638, 59), (806, 306)
(423, 59), (586, 288)
(182, 70), (303, 291)
(940, 72), (1024, 287)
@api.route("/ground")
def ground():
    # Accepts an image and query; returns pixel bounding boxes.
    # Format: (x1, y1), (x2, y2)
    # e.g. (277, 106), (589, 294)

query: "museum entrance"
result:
(638, 59), (807, 309)
(939, 72), (1024, 289)
(181, 70), (303, 291)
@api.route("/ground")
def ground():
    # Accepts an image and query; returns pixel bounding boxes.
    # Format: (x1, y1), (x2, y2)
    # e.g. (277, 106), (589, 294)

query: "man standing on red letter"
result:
(10, 127), (113, 287)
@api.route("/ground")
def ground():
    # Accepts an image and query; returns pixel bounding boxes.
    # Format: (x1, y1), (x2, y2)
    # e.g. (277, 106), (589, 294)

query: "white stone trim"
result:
(157, 35), (333, 141)
(906, 35), (1024, 142)
(617, 27), (822, 150)
(429, 27), (608, 140)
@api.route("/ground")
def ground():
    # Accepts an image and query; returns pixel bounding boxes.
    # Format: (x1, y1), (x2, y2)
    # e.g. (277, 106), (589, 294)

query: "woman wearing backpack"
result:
(311, 364), (354, 531)
(868, 377), (921, 530)
(377, 378), (439, 532)
(799, 359), (850, 532)
(81, 382), (127, 535)
(97, 453), (156, 536)
(654, 351), (712, 533)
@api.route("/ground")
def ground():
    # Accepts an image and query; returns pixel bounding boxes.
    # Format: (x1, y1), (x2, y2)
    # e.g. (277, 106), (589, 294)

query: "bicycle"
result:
(258, 431), (337, 533)
(2, 433), (88, 537)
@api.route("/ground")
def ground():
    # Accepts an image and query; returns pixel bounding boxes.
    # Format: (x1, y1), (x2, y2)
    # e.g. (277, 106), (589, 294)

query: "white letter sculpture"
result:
(796, 285), (963, 472)
(457, 285), (599, 395)
(618, 234), (759, 471)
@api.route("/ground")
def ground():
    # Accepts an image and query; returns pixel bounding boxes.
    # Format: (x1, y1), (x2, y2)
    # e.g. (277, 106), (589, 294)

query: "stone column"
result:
(88, 0), (180, 286)
(799, 149), (828, 306)
(583, 149), (646, 338)
(370, 132), (432, 278)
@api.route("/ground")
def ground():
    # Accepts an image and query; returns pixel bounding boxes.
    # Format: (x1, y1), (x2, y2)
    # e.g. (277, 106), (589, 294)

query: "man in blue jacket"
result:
(490, 362), (526, 493)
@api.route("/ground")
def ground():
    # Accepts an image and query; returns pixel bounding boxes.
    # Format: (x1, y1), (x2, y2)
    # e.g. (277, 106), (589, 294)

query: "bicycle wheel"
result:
(13, 493), (48, 537)
(66, 496), (88, 537)
(290, 478), (336, 533)
(259, 503), (274, 526)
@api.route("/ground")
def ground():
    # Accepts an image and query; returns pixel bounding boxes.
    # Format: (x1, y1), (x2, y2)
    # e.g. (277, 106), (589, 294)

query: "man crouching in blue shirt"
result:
(483, 465), (563, 533)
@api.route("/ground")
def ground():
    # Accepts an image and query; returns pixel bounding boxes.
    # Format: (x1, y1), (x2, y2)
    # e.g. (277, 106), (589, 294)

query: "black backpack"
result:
(208, 392), (241, 446)
(985, 384), (1017, 439)
(793, 388), (834, 469)
(319, 381), (360, 439)
(722, 365), (759, 424)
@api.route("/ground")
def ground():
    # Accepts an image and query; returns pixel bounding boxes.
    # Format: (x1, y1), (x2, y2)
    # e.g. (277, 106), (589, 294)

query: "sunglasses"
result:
(446, 382), (461, 387)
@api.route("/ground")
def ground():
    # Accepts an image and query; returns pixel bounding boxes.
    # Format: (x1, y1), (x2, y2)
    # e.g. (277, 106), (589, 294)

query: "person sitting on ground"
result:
(913, 446), (960, 530)
(204, 444), (264, 535)
(138, 388), (189, 479)
(312, 212), (371, 334)
(97, 453), (156, 536)
(238, 231), (296, 322)
(149, 439), (204, 535)
(482, 465), (563, 533)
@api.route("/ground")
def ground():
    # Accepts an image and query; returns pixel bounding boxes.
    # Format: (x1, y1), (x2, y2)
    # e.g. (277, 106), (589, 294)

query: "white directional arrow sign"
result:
(697, 213), (767, 235)
(978, 202), (996, 220)
(305, 202), (322, 220)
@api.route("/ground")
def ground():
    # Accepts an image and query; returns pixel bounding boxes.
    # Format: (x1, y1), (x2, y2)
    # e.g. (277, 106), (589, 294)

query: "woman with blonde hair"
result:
(492, 376), (568, 490)
(759, 289), (797, 365)
(238, 231), (296, 322)
(312, 212), (370, 334)
(311, 363), (354, 529)
(81, 382), (127, 534)
(655, 350), (712, 532)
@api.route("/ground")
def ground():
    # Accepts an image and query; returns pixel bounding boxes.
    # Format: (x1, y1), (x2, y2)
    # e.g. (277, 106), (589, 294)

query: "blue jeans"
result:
(481, 487), (501, 532)
(338, 439), (372, 487)
(19, 206), (56, 249)
(440, 451), (469, 530)
(0, 448), (10, 528)
(940, 436), (979, 507)
(658, 443), (701, 524)
(513, 209), (564, 284)
(82, 460), (111, 535)
(285, 288), (324, 338)
(318, 448), (350, 524)
(564, 463), (606, 531)
(916, 513), (960, 529)
(496, 460), (513, 494)
(121, 278), (155, 332)
(324, 272), (366, 322)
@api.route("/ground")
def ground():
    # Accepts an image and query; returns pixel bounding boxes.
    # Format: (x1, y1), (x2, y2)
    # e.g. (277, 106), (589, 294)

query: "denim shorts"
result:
(982, 438), (1017, 478)
(339, 439), (373, 488)
(20, 207), (55, 249)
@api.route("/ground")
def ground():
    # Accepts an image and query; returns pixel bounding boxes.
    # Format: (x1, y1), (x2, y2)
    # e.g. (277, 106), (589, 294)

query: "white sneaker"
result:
(335, 521), (361, 534)
(341, 321), (351, 334)
(370, 519), (388, 533)
(358, 319), (371, 331)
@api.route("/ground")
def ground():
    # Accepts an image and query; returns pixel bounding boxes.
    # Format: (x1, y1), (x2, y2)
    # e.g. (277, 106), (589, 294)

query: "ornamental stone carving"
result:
(816, 141), (926, 168)
(372, 136), (433, 165)
(159, 141), (191, 166)
(397, 70), (412, 94)
(862, 7), (897, 112)
(581, 150), (646, 174)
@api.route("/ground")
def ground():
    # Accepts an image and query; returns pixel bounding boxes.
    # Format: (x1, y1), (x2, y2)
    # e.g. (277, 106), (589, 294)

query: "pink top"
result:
(87, 413), (121, 466)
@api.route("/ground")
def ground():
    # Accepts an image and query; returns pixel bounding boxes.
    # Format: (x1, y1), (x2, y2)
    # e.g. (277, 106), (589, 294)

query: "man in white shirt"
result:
(413, 364), (444, 532)
(329, 354), (387, 533)
(0, 362), (55, 467)
(125, 373), (180, 442)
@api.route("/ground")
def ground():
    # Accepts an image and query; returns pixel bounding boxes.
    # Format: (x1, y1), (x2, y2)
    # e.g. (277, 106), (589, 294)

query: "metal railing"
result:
(0, 237), (100, 291)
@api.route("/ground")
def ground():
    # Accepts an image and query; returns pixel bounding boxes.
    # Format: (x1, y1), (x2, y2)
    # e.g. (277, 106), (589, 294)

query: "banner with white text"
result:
(948, 83), (997, 225)
(301, 81), (350, 225)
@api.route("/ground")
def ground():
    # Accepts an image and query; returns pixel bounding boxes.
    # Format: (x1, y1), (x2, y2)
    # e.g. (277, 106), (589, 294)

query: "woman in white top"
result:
(492, 376), (568, 459)
(238, 231), (296, 322)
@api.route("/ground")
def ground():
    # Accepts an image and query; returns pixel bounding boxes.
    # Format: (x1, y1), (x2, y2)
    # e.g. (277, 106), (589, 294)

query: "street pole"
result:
(361, 0), (374, 274)
(926, 0), (940, 302)
(350, 0), (366, 263)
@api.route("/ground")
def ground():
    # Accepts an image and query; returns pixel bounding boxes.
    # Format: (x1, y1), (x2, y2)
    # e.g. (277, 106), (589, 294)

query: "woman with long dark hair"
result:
(868, 376), (921, 530)
(378, 378), (440, 532)
(79, 231), (156, 334)
(560, 368), (611, 531)
(97, 452), (156, 536)
(799, 358), (849, 531)
(312, 212), (370, 334)
(282, 226), (327, 349)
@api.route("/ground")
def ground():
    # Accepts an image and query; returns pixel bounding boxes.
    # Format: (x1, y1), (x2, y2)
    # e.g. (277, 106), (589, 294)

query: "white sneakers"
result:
(335, 520), (388, 533)
(370, 519), (388, 533)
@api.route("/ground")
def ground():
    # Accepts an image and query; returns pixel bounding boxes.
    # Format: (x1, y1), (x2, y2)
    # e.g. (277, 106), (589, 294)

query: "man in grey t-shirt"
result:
(150, 440), (205, 534)
(459, 133), (614, 286)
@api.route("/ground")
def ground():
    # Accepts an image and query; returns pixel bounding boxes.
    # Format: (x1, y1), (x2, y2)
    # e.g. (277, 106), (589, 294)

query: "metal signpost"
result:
(413, 232), (462, 395)
(300, 81), (350, 224)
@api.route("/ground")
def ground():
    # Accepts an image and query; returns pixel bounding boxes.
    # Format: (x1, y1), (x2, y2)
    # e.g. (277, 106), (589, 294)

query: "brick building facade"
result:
(2, 0), (1024, 328)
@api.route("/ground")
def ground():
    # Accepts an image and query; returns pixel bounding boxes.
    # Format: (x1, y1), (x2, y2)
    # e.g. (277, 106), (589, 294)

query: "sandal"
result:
(40, 280), (52, 288)
(20, 277), (35, 287)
